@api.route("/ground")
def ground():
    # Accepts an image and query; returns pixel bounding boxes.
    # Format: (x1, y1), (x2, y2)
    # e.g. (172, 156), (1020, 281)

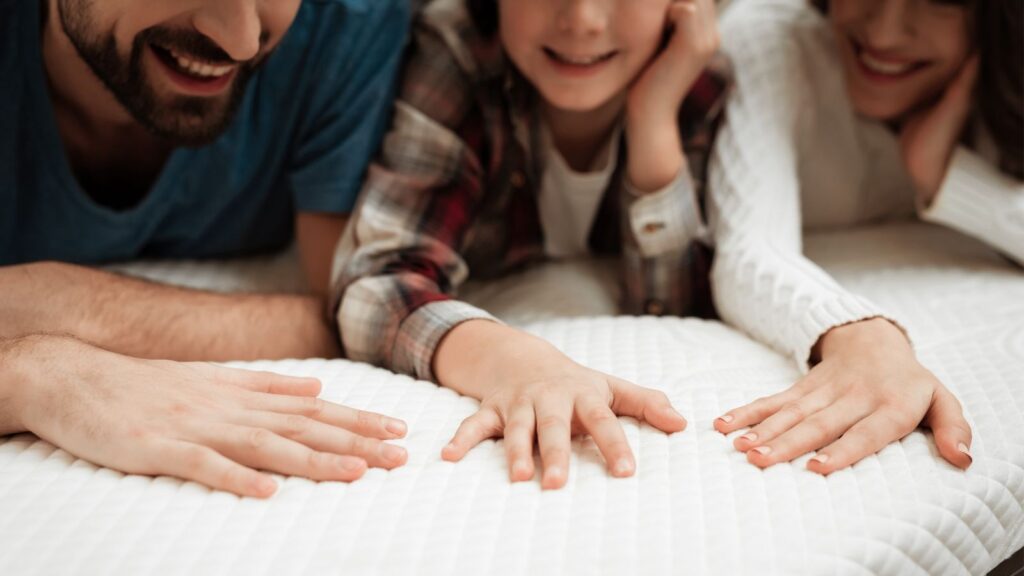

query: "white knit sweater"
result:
(709, 0), (1024, 369)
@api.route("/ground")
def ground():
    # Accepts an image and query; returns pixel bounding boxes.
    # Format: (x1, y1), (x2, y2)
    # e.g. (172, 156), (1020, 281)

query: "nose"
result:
(556, 0), (608, 37)
(192, 0), (262, 61)
(862, 0), (915, 50)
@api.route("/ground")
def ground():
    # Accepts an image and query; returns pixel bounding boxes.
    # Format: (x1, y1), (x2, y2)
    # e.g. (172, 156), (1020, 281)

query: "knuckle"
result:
(181, 446), (211, 473)
(804, 418), (833, 443)
(246, 428), (274, 451)
(780, 403), (806, 421)
(298, 396), (326, 418)
(306, 450), (328, 470)
(583, 406), (615, 424)
(280, 415), (311, 437)
(537, 415), (567, 433)
(356, 410), (378, 430)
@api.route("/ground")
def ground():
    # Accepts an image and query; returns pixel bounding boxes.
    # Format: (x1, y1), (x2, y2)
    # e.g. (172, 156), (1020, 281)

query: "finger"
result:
(745, 399), (867, 468)
(924, 386), (973, 469)
(535, 394), (574, 490)
(208, 365), (323, 397)
(732, 385), (838, 452)
(930, 56), (980, 144)
(715, 383), (809, 434)
(608, 378), (687, 433)
(503, 400), (536, 482)
(155, 441), (277, 499)
(247, 393), (407, 440)
(575, 396), (635, 478)
(206, 425), (368, 482)
(240, 412), (407, 470)
(442, 408), (502, 463)
(806, 408), (917, 475)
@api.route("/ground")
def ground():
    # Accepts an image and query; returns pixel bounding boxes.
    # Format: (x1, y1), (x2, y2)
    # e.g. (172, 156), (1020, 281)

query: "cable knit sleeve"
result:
(920, 146), (1024, 266)
(708, 0), (899, 370)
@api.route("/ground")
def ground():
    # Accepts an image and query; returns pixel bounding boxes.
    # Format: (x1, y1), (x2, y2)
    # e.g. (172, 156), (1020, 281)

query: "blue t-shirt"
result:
(1, 0), (408, 264)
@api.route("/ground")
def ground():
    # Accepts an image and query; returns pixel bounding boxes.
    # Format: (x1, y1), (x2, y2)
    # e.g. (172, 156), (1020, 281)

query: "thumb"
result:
(609, 378), (688, 433)
(924, 386), (973, 469)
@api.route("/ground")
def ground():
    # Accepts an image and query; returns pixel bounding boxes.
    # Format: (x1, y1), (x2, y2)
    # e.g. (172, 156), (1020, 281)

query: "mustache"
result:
(138, 26), (270, 65)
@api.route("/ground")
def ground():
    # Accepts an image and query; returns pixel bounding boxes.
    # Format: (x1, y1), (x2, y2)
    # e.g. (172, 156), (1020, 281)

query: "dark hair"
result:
(467, 0), (498, 37)
(814, 0), (1023, 179)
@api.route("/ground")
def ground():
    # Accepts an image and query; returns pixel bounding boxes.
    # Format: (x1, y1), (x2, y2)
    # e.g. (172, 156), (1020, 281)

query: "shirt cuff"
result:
(920, 147), (1024, 263)
(625, 168), (705, 258)
(393, 300), (499, 382)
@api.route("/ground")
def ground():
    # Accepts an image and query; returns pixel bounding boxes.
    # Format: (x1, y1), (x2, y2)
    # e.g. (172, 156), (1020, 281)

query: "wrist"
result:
(0, 335), (62, 435)
(818, 318), (911, 360)
(434, 321), (558, 398)
(626, 113), (684, 193)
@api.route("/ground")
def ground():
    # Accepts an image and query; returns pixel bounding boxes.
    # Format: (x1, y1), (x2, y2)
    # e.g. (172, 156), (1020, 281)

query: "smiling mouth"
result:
(543, 47), (618, 67)
(150, 43), (237, 81)
(852, 40), (928, 79)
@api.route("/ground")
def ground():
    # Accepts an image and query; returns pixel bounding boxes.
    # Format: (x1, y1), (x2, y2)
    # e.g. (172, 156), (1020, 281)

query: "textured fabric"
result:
(708, 0), (1022, 369)
(922, 147), (1024, 265)
(4, 223), (1024, 576)
(330, 0), (729, 382)
(0, 0), (408, 265)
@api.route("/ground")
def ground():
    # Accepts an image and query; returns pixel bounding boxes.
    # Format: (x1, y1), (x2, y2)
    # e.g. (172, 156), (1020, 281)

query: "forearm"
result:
(0, 336), (28, 436)
(626, 112), (685, 193)
(0, 262), (339, 361)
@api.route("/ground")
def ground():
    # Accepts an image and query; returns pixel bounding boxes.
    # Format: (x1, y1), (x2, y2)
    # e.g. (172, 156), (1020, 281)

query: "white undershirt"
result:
(537, 121), (623, 258)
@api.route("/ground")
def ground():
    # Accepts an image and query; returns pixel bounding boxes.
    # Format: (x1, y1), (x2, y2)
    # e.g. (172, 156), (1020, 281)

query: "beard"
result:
(57, 0), (267, 147)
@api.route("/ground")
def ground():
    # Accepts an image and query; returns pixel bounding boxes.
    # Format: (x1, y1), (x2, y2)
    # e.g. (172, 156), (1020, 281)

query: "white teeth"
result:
(550, 50), (613, 66)
(859, 52), (914, 75)
(166, 47), (234, 79)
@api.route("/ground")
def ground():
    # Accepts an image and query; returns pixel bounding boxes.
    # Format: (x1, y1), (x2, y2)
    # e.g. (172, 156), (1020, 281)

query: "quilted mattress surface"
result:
(1, 222), (1021, 575)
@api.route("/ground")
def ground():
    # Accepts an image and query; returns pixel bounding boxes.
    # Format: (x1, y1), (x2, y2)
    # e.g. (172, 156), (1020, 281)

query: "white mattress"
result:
(1, 222), (1021, 575)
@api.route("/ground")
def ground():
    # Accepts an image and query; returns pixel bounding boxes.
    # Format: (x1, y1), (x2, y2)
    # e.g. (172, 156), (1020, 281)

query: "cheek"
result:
(262, 1), (302, 46)
(614, 8), (666, 73)
(498, 2), (546, 69)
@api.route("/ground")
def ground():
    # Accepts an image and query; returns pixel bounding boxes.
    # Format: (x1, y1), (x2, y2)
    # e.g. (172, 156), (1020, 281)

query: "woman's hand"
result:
(901, 56), (979, 206)
(435, 321), (688, 489)
(714, 319), (973, 473)
(625, 0), (719, 192)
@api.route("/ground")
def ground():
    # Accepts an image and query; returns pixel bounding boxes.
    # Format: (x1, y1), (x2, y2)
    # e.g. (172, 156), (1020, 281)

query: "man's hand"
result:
(626, 0), (719, 192)
(434, 321), (688, 489)
(901, 56), (979, 206)
(2, 335), (409, 498)
(714, 319), (973, 473)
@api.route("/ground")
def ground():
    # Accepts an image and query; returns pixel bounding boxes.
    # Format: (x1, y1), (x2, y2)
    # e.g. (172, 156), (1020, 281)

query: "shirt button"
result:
(642, 221), (666, 234)
(645, 299), (665, 316)
(510, 172), (526, 188)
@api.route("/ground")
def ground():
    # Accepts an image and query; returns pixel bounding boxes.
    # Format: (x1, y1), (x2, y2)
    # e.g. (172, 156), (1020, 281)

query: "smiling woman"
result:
(708, 0), (1023, 475)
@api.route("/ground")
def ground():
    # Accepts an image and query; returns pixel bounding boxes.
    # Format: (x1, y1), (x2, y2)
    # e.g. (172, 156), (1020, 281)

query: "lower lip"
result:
(149, 45), (237, 97)
(544, 51), (617, 78)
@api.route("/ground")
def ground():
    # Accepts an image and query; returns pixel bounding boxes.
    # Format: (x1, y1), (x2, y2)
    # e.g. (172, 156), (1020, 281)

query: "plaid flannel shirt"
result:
(331, 0), (731, 382)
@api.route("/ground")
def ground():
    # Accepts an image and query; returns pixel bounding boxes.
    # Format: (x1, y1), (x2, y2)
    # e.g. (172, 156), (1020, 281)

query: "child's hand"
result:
(714, 318), (974, 473)
(625, 0), (719, 192)
(435, 321), (688, 489)
(901, 56), (979, 206)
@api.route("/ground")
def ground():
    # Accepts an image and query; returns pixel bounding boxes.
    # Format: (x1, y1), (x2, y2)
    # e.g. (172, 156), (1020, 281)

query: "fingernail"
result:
(613, 458), (635, 477)
(811, 453), (829, 465)
(740, 432), (758, 443)
(544, 466), (564, 486)
(752, 446), (772, 456)
(386, 420), (407, 437)
(958, 442), (973, 463)
(718, 414), (734, 424)
(512, 461), (532, 481)
(381, 444), (406, 463)
(254, 476), (278, 496)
